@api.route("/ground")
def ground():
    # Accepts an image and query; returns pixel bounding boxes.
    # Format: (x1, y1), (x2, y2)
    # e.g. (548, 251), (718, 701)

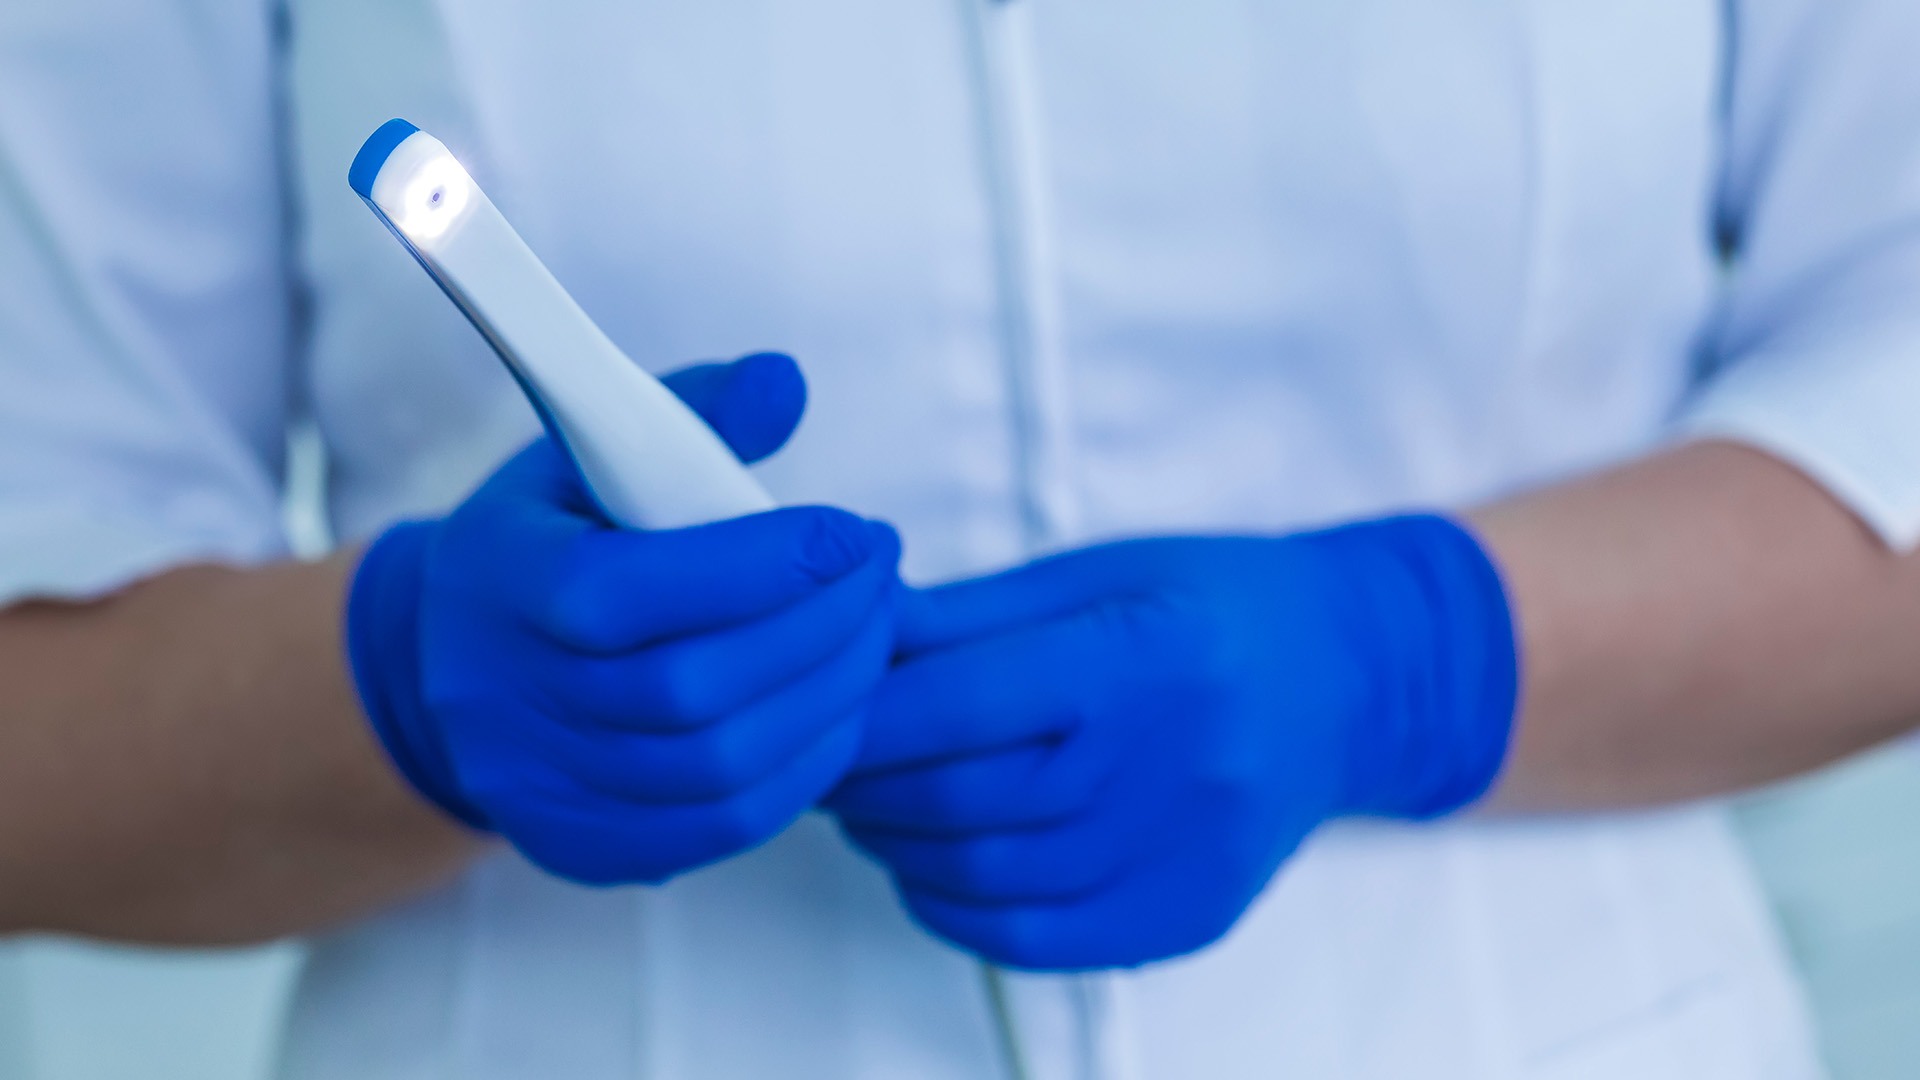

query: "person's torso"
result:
(278, 2), (1821, 1076)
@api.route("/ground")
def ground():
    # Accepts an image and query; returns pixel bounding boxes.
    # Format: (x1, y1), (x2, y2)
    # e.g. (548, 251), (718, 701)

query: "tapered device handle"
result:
(351, 119), (776, 530)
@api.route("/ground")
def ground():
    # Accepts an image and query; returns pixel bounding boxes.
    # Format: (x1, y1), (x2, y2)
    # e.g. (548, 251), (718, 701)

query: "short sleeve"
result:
(0, 0), (295, 603)
(1685, 0), (1920, 550)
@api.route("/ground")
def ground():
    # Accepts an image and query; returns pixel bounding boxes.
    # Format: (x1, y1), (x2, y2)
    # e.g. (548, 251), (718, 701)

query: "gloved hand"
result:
(348, 352), (902, 885)
(828, 516), (1516, 970)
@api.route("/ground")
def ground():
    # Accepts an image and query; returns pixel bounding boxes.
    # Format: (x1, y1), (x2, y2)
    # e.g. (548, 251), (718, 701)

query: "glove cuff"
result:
(1315, 514), (1520, 820)
(345, 521), (492, 831)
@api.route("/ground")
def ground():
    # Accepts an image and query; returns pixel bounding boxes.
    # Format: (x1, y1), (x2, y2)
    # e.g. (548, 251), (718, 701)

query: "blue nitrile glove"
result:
(827, 516), (1516, 970)
(347, 352), (902, 885)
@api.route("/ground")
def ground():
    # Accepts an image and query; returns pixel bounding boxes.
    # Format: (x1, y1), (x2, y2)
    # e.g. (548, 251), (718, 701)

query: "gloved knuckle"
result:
(1083, 595), (1179, 657)
(646, 654), (726, 723)
(984, 912), (1049, 969)
(1049, 766), (1105, 821)
(705, 796), (776, 855)
(418, 665), (483, 719)
(949, 840), (1007, 896)
(569, 662), (637, 727)
(1179, 904), (1244, 959)
(1183, 616), (1241, 689)
(1107, 593), (1236, 697)
(518, 826), (642, 887)
(918, 772), (972, 823)
(1047, 856), (1106, 900)
(685, 729), (757, 796)
(792, 508), (877, 584)
(539, 561), (614, 649)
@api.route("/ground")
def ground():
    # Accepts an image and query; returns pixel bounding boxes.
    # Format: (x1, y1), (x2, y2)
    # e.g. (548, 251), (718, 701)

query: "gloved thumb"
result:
(660, 352), (807, 465)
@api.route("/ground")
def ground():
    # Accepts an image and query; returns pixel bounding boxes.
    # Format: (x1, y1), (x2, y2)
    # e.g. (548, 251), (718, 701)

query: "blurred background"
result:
(1738, 745), (1920, 1079)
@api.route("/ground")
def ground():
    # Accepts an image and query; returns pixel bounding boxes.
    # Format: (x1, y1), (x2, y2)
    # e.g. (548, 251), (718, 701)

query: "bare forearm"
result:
(1473, 440), (1920, 810)
(0, 555), (481, 944)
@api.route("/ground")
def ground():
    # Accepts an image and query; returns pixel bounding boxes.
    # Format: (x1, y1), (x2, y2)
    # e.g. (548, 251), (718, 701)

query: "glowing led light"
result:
(395, 154), (473, 240)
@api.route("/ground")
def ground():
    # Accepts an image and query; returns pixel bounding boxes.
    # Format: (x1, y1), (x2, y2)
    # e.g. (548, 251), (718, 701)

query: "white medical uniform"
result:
(5, 0), (1920, 1076)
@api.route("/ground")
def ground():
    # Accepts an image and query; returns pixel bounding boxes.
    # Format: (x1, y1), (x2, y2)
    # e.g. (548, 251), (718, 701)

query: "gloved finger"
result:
(532, 531), (898, 727)
(455, 438), (893, 652)
(842, 806), (1146, 905)
(895, 539), (1181, 656)
(854, 592), (1201, 773)
(658, 352), (807, 465)
(469, 435), (612, 522)
(828, 737), (1112, 834)
(525, 509), (898, 654)
(486, 712), (864, 887)
(897, 844), (1257, 972)
(838, 741), (1184, 901)
(515, 610), (891, 803)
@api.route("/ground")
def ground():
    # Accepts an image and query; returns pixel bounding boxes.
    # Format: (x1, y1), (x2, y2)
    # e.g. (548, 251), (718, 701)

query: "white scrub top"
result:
(7, 0), (1920, 1076)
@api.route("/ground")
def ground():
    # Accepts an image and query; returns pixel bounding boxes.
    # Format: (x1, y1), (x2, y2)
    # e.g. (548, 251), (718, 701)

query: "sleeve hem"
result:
(1680, 404), (1920, 553)
(0, 507), (288, 607)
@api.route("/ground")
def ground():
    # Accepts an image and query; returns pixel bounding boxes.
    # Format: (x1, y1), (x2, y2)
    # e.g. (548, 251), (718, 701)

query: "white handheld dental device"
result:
(349, 119), (775, 530)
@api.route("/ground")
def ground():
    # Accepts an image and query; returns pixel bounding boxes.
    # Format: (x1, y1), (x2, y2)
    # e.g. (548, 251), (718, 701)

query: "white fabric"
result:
(11, 0), (1920, 1075)
(0, 0), (293, 600)
(1681, 0), (1920, 547)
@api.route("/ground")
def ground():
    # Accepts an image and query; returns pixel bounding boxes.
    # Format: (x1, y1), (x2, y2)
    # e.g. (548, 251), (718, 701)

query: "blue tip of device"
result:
(349, 119), (421, 199)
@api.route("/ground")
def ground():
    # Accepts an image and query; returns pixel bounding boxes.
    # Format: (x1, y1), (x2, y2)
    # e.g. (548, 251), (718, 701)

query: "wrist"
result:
(1307, 514), (1520, 820)
(345, 521), (491, 831)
